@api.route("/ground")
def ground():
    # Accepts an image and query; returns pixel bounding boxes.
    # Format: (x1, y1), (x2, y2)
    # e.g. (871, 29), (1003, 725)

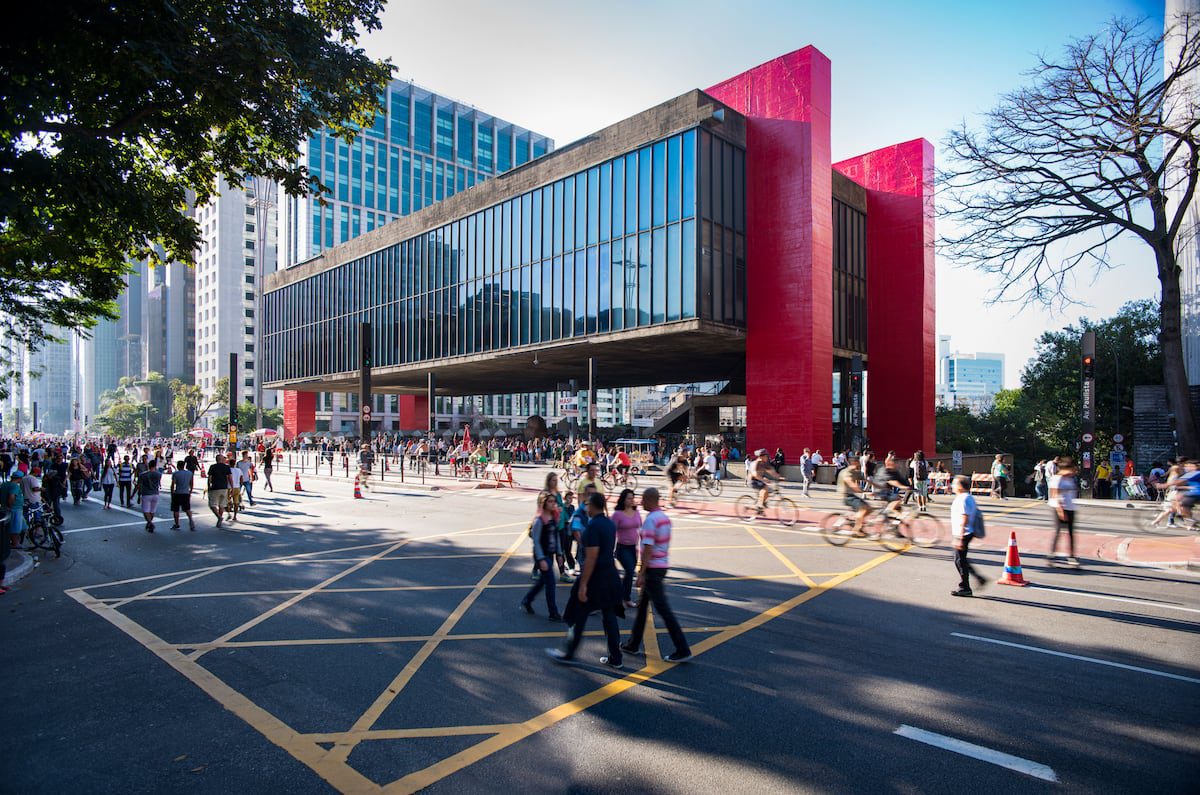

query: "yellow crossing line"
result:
(743, 526), (819, 588)
(384, 550), (899, 794)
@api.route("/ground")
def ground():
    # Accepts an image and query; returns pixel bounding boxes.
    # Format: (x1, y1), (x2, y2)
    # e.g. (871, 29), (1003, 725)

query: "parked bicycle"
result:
(735, 483), (798, 526)
(24, 502), (63, 558)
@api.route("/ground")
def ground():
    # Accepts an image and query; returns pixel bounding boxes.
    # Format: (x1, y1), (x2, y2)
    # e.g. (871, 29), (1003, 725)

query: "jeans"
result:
(626, 568), (690, 656)
(119, 481), (133, 506)
(1035, 481), (1047, 500)
(243, 480), (253, 502)
(954, 535), (980, 589)
(102, 484), (114, 504)
(565, 603), (621, 664)
(522, 563), (559, 616)
(800, 473), (812, 497)
(1051, 509), (1076, 557)
(558, 528), (576, 571)
(616, 543), (638, 602)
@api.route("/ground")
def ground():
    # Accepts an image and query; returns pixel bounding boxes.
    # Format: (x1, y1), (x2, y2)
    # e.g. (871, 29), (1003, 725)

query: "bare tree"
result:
(939, 16), (1200, 456)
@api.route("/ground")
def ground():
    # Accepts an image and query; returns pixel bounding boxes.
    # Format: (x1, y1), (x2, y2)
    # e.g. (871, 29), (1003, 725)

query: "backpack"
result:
(912, 459), (928, 480)
(970, 507), (986, 539)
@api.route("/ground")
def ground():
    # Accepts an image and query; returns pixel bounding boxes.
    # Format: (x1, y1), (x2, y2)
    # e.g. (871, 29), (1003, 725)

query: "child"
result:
(559, 491), (578, 579)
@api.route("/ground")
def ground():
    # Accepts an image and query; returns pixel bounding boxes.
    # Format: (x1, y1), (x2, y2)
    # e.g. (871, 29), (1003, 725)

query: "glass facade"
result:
(264, 128), (745, 384)
(832, 197), (867, 353)
(283, 82), (554, 269)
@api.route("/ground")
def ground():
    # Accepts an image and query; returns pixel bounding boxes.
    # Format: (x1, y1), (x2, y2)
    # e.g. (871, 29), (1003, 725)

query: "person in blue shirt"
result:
(2, 470), (27, 552)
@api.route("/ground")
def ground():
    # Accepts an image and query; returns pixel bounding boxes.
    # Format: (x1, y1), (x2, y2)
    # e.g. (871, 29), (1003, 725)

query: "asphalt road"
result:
(2, 474), (1197, 794)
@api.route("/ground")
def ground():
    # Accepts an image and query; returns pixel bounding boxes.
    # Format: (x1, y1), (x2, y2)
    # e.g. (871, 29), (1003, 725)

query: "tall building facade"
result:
(1167, 0), (1200, 385)
(936, 335), (1004, 411)
(193, 177), (277, 421)
(278, 79), (555, 434)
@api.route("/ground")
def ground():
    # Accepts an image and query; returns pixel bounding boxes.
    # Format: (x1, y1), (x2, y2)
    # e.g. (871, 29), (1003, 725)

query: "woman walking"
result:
(519, 493), (563, 621)
(262, 447), (275, 492)
(542, 471), (575, 581)
(100, 459), (116, 509)
(613, 489), (642, 608)
(1047, 456), (1080, 567)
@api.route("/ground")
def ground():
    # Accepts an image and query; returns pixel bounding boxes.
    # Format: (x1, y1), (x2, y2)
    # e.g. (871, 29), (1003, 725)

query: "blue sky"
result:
(362, 0), (1165, 386)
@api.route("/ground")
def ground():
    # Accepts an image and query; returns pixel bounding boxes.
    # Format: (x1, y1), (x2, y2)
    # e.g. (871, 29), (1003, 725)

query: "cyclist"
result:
(665, 448), (689, 505)
(613, 447), (633, 485)
(574, 441), (597, 471)
(577, 462), (605, 495)
(837, 457), (874, 534)
(1176, 459), (1199, 524)
(750, 448), (782, 514)
(872, 454), (909, 518)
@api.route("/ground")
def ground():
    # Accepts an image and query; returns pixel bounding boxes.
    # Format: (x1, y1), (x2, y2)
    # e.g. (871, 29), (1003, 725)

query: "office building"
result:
(1167, 0), (1200, 385)
(264, 48), (938, 456)
(936, 336), (1004, 411)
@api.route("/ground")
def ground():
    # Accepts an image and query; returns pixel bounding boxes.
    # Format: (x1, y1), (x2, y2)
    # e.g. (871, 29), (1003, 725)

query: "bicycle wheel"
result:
(623, 473), (638, 491)
(735, 495), (759, 522)
(878, 524), (910, 552)
(774, 496), (799, 526)
(48, 525), (63, 558)
(819, 513), (855, 546)
(26, 520), (50, 550)
(906, 514), (942, 547)
(682, 477), (699, 495)
(704, 478), (722, 497)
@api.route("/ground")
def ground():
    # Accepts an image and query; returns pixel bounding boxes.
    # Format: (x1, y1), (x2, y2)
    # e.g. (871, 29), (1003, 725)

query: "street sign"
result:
(362, 405), (372, 419)
(1112, 433), (1124, 443)
(1112, 443), (1125, 452)
(951, 450), (963, 474)
(1109, 450), (1126, 467)
(1082, 432), (1094, 443)
(558, 396), (579, 418)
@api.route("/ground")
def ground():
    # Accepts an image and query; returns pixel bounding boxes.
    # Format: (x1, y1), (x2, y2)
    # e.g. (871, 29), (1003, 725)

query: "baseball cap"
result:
(10, 470), (25, 479)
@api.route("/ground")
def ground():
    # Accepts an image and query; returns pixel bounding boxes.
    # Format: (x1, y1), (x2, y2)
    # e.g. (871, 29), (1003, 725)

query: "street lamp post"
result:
(249, 177), (277, 433)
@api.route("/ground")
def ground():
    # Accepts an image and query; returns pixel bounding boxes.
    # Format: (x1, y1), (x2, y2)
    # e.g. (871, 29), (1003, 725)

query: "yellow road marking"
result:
(643, 606), (661, 661)
(324, 532), (527, 765)
(303, 724), (515, 743)
(743, 526), (818, 588)
(65, 589), (377, 795)
(384, 550), (899, 794)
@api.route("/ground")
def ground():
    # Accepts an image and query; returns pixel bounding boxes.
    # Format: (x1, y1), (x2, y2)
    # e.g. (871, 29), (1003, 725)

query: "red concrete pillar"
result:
(833, 139), (937, 456)
(707, 47), (834, 458)
(398, 394), (430, 430)
(283, 390), (317, 440)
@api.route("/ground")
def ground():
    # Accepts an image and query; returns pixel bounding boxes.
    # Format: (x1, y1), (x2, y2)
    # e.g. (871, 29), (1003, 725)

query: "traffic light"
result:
(1082, 354), (1095, 379)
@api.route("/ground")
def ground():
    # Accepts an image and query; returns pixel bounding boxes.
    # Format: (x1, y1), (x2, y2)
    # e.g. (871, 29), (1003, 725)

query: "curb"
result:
(2, 550), (36, 587)
(282, 470), (445, 493)
(1113, 536), (1200, 572)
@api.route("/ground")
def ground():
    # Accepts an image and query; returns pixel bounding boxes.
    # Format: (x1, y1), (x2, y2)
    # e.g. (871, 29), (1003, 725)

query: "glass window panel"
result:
(711, 223), (724, 321)
(575, 173), (587, 248)
(541, 259), (554, 340)
(390, 89), (410, 146)
(652, 141), (666, 227)
(521, 264), (531, 344)
(699, 131), (711, 220)
(711, 138), (723, 225)
(652, 228), (666, 323)
(638, 147), (652, 231)
(638, 232), (651, 326)
(587, 167), (599, 246)
(723, 142), (734, 230)
(414, 98), (432, 154)
(611, 158), (624, 238)
(682, 219), (696, 318)
(667, 224), (681, 321)
(599, 162), (611, 242)
(531, 189), (543, 262)
(668, 135), (682, 223)
(724, 226), (735, 323)
(477, 121), (493, 173)
(574, 250), (587, 336)
(530, 260), (541, 343)
(700, 221), (713, 320)
(563, 178), (575, 252)
(624, 236), (637, 328)
(598, 243), (610, 333)
(733, 146), (745, 233)
(610, 241), (624, 331)
(735, 232), (745, 325)
(625, 153), (637, 234)
(497, 127), (511, 172)
(561, 254), (573, 337)
(436, 106), (453, 160)
(457, 115), (474, 167)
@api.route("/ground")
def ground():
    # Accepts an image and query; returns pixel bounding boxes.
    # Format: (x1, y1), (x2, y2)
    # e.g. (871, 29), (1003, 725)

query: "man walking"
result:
(799, 448), (814, 498)
(137, 459), (163, 533)
(621, 487), (691, 662)
(548, 492), (625, 669)
(950, 475), (986, 597)
(206, 453), (233, 529)
(117, 455), (134, 508)
(170, 459), (195, 531)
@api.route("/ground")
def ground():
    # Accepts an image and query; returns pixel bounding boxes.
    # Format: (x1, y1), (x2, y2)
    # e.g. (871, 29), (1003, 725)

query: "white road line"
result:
(65, 520), (148, 534)
(894, 725), (1058, 782)
(1029, 584), (1200, 615)
(951, 632), (1200, 685)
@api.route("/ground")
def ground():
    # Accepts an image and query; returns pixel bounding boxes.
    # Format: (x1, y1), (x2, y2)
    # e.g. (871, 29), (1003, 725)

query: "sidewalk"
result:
(2, 550), (36, 588)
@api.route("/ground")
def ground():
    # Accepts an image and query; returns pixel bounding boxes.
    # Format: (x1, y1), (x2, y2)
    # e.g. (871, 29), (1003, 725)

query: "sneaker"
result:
(518, 601), (534, 615)
(189, 521), (195, 531)
(545, 648), (577, 665)
(1066, 557), (1081, 567)
(146, 524), (154, 533)
(664, 650), (692, 662)
(548, 613), (562, 622)
(558, 573), (574, 583)
(950, 588), (973, 597)
(619, 642), (642, 656)
(171, 524), (181, 531)
(216, 517), (223, 528)
(600, 655), (624, 670)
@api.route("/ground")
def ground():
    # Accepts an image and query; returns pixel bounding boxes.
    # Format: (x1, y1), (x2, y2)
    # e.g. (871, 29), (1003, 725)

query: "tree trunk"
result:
(1156, 246), (1199, 457)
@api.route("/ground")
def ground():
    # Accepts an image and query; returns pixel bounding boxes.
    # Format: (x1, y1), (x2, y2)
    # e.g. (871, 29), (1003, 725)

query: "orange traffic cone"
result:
(353, 476), (363, 499)
(294, 472), (302, 491)
(997, 531), (1030, 586)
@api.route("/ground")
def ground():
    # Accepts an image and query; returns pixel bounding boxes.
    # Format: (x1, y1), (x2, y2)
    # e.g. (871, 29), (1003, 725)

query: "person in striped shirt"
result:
(620, 487), (691, 662)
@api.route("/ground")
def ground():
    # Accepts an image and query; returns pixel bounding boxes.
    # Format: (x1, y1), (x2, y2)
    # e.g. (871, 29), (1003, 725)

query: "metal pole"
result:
(360, 321), (372, 443)
(428, 373), (439, 476)
(588, 357), (595, 442)
(251, 177), (276, 433)
(1080, 330), (1097, 497)
(228, 353), (239, 451)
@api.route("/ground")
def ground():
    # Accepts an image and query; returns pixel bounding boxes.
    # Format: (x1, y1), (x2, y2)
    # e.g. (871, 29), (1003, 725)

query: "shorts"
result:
(1182, 495), (1197, 510)
(208, 489), (228, 509)
(229, 489), (242, 507)
(751, 479), (766, 490)
(843, 494), (867, 511)
(668, 471), (682, 484)
(6, 509), (26, 535)
(170, 493), (191, 513)
(140, 494), (160, 514)
(874, 489), (894, 501)
(915, 481), (929, 497)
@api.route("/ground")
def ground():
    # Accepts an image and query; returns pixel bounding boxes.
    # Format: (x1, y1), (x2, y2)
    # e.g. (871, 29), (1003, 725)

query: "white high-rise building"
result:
(936, 335), (1004, 412)
(193, 177), (279, 425)
(1166, 0), (1200, 385)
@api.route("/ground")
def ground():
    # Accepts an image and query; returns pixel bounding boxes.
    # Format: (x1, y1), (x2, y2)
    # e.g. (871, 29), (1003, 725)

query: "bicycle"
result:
(24, 502), (63, 558)
(682, 471), (722, 497)
(735, 483), (798, 526)
(601, 468), (638, 492)
(819, 500), (942, 551)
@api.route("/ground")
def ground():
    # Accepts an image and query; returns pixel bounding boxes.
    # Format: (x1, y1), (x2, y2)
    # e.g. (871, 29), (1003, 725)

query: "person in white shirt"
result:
(950, 475), (985, 597)
(1046, 456), (1079, 567)
(703, 450), (719, 481)
(227, 464), (245, 521)
(811, 450), (824, 466)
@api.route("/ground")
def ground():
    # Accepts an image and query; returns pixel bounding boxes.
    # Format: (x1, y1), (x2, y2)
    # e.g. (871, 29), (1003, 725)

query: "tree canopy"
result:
(938, 15), (1200, 455)
(0, 0), (392, 396)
